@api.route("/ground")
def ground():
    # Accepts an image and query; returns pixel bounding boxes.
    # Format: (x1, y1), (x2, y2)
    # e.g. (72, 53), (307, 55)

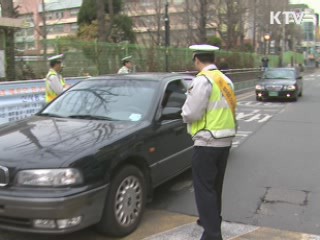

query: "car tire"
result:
(256, 96), (261, 101)
(298, 90), (302, 97)
(96, 165), (146, 237)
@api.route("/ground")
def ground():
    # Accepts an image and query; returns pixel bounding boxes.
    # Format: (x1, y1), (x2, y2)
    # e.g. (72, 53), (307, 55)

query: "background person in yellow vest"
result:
(45, 54), (69, 103)
(117, 56), (134, 74)
(182, 44), (237, 240)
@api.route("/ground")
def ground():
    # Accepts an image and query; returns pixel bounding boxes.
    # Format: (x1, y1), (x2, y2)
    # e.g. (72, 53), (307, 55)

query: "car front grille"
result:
(0, 216), (32, 228)
(0, 166), (9, 187)
(265, 85), (283, 91)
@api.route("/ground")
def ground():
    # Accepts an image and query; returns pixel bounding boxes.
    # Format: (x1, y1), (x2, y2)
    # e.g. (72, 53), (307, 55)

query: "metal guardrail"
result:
(173, 68), (262, 81)
(0, 69), (261, 126)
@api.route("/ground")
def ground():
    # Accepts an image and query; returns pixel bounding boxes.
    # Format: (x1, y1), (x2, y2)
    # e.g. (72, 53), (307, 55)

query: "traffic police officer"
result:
(182, 45), (237, 240)
(118, 56), (133, 74)
(45, 54), (68, 103)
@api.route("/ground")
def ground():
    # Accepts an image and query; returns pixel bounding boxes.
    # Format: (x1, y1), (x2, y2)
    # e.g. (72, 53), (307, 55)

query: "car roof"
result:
(87, 72), (194, 83)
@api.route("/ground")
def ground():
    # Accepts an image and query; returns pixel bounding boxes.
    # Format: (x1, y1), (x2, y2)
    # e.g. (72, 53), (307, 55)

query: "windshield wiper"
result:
(67, 115), (119, 121)
(37, 113), (64, 118)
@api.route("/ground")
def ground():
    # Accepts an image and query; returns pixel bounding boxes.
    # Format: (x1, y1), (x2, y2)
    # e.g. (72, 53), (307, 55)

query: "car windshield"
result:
(263, 69), (295, 79)
(40, 79), (158, 121)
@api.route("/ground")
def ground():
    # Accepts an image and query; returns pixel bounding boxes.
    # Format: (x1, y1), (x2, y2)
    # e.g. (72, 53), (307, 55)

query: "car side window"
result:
(162, 80), (187, 109)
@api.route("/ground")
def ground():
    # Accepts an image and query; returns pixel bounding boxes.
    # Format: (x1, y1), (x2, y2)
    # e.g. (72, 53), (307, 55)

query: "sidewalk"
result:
(143, 221), (320, 240)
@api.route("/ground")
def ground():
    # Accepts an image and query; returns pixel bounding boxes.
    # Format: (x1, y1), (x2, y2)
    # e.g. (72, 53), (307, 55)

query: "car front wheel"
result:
(96, 165), (146, 237)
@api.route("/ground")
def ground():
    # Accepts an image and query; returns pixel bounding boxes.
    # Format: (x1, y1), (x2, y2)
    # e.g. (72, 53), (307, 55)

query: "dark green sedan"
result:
(255, 68), (303, 101)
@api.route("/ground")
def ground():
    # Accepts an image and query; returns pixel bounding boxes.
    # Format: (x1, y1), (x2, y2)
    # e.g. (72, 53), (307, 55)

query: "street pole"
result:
(253, 0), (257, 52)
(164, 1), (170, 72)
(280, 1), (286, 67)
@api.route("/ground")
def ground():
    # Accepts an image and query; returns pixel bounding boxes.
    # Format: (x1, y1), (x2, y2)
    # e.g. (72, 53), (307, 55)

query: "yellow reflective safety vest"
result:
(45, 69), (66, 103)
(189, 70), (237, 139)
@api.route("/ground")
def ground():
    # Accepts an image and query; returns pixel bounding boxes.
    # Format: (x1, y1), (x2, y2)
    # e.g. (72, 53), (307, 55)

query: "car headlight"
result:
(286, 85), (296, 90)
(16, 169), (83, 187)
(255, 84), (264, 90)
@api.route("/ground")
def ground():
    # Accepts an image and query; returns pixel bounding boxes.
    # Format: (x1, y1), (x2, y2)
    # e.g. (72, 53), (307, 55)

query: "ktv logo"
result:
(270, 11), (313, 24)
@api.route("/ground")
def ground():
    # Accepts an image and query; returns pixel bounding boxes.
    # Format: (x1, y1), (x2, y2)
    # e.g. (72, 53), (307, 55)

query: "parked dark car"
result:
(255, 68), (303, 101)
(0, 73), (194, 236)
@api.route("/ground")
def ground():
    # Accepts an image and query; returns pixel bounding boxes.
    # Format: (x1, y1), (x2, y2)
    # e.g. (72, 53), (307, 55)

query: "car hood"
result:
(0, 116), (146, 169)
(258, 79), (296, 86)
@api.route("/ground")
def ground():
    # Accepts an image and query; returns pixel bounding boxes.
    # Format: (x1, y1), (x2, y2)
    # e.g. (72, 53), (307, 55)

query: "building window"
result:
(27, 42), (35, 49)
(15, 30), (24, 37)
(55, 11), (64, 19)
(27, 28), (34, 36)
(47, 24), (65, 34)
(70, 23), (78, 31)
(46, 12), (54, 20)
(70, 8), (79, 16)
(16, 42), (25, 50)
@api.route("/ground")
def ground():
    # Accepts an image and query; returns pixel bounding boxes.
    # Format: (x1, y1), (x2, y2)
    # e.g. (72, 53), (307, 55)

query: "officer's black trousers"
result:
(192, 146), (230, 240)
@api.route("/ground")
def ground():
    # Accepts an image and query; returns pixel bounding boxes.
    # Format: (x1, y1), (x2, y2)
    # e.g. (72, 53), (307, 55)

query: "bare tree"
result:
(215, 0), (249, 49)
(185, 0), (217, 44)
(41, 0), (47, 60)
(154, 0), (163, 45)
(198, 0), (208, 43)
(0, 0), (16, 80)
(254, 0), (290, 54)
(105, 0), (115, 41)
(185, 0), (194, 45)
(96, 0), (106, 41)
(124, 0), (165, 46)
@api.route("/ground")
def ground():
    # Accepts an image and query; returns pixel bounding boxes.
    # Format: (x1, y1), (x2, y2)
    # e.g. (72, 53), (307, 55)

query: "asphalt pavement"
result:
(146, 69), (320, 239)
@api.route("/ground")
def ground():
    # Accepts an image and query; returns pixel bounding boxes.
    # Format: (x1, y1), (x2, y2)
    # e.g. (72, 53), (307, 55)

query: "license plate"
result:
(268, 91), (278, 97)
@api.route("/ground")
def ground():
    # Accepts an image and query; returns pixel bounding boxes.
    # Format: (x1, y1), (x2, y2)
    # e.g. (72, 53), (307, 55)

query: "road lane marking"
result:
(237, 109), (273, 123)
(232, 131), (253, 148)
(238, 101), (284, 108)
(237, 93), (255, 101)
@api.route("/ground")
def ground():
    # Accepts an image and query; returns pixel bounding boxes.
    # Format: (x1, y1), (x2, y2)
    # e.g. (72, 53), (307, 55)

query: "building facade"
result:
(123, 0), (218, 47)
(13, 0), (41, 53)
(38, 0), (82, 42)
(14, 0), (82, 54)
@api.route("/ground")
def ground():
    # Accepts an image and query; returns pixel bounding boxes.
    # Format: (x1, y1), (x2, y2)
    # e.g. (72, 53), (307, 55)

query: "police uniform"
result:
(117, 66), (131, 74)
(182, 45), (237, 240)
(45, 54), (66, 103)
(117, 56), (133, 74)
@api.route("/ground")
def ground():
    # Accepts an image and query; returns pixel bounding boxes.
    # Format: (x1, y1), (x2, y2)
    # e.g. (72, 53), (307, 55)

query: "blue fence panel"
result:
(0, 77), (87, 125)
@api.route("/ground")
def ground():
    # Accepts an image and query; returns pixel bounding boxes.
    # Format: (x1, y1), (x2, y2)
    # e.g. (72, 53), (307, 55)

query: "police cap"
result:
(121, 56), (132, 62)
(48, 54), (64, 67)
(189, 44), (219, 53)
(189, 44), (219, 62)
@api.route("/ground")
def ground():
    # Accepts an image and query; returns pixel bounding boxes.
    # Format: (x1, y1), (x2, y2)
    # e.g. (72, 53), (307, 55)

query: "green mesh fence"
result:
(283, 51), (304, 67)
(14, 40), (304, 80)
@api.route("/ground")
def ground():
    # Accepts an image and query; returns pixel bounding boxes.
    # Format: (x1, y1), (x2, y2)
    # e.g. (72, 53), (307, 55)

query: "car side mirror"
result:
(297, 76), (302, 80)
(161, 107), (182, 120)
